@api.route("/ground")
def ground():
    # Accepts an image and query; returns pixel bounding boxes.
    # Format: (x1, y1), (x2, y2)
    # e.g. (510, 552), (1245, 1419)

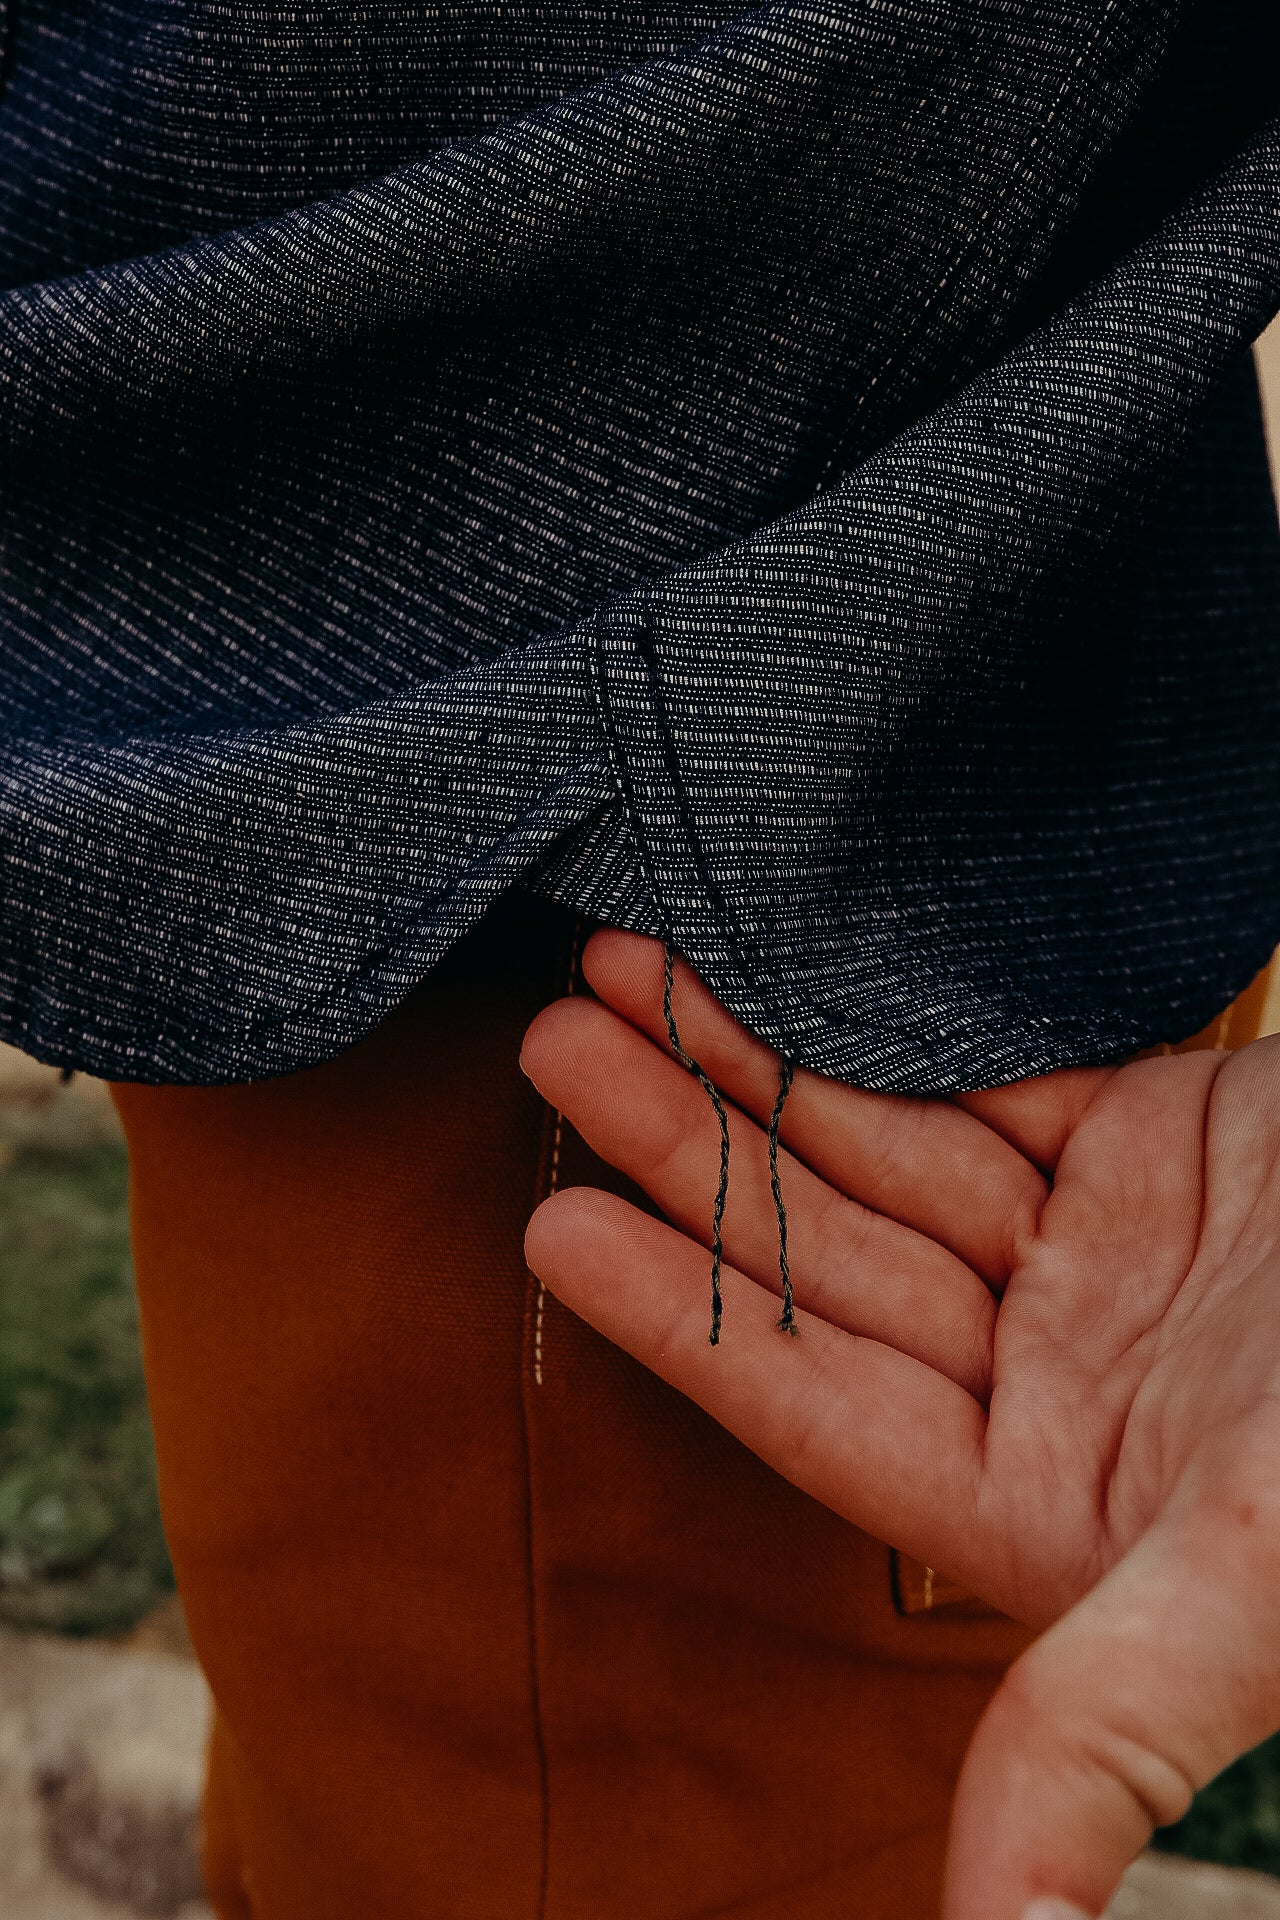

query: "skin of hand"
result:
(520, 929), (1280, 1920)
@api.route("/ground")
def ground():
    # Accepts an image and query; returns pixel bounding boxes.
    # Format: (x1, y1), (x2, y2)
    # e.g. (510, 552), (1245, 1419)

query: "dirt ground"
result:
(0, 1620), (211, 1920)
(1, 1613), (1279, 1919)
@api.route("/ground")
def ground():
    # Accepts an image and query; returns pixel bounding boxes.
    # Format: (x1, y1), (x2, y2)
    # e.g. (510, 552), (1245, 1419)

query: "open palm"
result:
(521, 930), (1280, 1920)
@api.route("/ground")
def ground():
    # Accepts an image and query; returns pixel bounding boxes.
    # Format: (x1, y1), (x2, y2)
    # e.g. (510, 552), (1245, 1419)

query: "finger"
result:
(525, 1183), (986, 1572)
(582, 929), (1048, 1286)
(522, 994), (995, 1398)
(944, 1409), (1280, 1920)
(956, 1068), (1116, 1175)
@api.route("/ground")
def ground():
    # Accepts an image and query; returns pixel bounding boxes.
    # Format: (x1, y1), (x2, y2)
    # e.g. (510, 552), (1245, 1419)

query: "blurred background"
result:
(2, 326), (1280, 1917)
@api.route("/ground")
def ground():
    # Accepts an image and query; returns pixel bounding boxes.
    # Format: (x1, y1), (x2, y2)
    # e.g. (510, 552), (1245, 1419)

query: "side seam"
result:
(519, 915), (585, 1920)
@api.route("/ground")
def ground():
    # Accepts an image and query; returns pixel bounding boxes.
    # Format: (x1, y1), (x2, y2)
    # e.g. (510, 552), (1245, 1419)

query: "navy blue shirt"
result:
(0, 0), (1278, 1087)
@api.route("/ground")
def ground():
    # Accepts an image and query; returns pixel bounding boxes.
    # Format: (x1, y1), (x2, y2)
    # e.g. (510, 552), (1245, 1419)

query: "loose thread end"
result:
(710, 1252), (724, 1347)
(768, 1055), (797, 1337)
(664, 939), (732, 1349)
(663, 943), (799, 1348)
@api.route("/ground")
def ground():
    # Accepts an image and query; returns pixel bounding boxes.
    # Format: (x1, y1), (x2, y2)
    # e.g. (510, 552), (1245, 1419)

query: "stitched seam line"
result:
(533, 918), (583, 1389)
(534, 1109), (564, 1388)
(521, 913), (586, 1920)
(518, 1340), (552, 1920)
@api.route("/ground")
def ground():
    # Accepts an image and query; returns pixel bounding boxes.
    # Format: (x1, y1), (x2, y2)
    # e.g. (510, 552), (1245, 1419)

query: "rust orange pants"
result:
(110, 902), (1279, 1919)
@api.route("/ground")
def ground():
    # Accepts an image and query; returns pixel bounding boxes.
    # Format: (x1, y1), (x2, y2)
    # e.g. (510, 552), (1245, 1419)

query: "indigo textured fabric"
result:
(1, 0), (1279, 1088)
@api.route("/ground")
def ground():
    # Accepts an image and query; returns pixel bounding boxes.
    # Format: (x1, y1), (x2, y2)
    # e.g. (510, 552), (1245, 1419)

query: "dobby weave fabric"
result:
(1, 0), (1279, 1089)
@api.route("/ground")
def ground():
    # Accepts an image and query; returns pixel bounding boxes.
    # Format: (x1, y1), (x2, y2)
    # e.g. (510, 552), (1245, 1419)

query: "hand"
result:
(520, 930), (1280, 1920)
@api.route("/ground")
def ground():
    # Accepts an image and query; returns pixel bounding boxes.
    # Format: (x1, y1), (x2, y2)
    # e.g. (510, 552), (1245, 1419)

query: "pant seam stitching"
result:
(532, 919), (583, 1390)
(522, 914), (585, 1920)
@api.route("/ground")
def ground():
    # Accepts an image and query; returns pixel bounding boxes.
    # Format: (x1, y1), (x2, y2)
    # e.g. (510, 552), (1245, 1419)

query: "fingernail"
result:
(1021, 1901), (1094, 1920)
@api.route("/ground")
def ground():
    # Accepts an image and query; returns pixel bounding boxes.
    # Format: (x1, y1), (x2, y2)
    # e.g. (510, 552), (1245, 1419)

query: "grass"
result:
(0, 1072), (1278, 1874)
(0, 1082), (173, 1635)
(1157, 1738), (1280, 1878)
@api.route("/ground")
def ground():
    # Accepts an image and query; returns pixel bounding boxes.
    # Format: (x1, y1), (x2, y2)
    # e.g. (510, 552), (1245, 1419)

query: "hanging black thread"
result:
(768, 1057), (797, 1335)
(662, 942), (730, 1346)
(661, 943), (797, 1343)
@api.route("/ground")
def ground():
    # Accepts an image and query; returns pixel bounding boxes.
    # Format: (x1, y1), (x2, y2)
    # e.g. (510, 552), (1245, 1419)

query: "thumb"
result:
(943, 1421), (1280, 1920)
